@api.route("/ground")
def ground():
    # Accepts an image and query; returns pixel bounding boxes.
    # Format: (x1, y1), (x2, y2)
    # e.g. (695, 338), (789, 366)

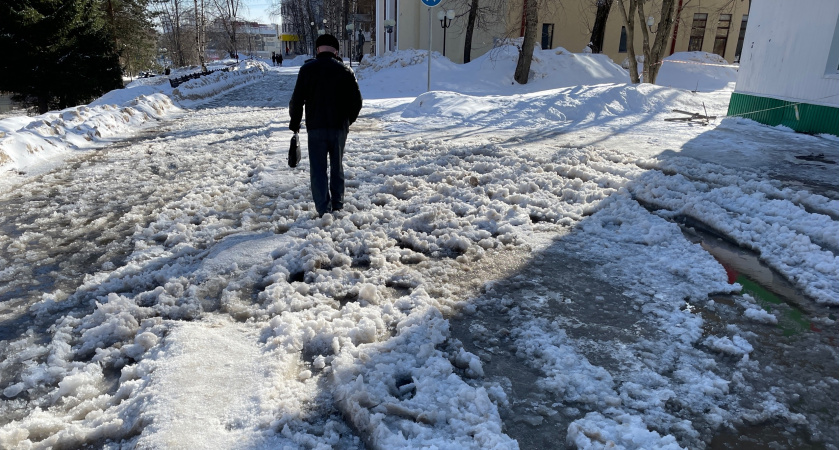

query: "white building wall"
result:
(735, 0), (839, 107)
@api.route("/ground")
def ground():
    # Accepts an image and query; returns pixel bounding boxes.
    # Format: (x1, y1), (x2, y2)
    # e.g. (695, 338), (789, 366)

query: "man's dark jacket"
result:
(289, 53), (362, 133)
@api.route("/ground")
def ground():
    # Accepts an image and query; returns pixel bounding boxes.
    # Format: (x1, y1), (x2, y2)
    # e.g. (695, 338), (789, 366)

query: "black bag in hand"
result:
(288, 132), (301, 168)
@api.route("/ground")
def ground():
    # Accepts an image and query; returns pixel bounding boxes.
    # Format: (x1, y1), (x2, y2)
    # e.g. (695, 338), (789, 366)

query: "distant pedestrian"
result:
(277, 53), (283, 66)
(289, 34), (363, 217)
(357, 30), (365, 63)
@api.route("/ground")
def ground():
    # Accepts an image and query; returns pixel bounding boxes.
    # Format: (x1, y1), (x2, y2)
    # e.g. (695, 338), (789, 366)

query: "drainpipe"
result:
(669, 0), (683, 55)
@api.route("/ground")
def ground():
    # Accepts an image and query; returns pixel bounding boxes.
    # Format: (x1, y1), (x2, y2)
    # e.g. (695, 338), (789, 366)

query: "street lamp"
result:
(646, 16), (660, 33)
(437, 10), (455, 57)
(311, 21), (315, 49)
(346, 23), (354, 64)
(383, 19), (395, 52)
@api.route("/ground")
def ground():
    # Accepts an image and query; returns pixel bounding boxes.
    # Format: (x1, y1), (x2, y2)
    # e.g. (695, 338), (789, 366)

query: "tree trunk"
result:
(647, 0), (677, 83)
(194, 0), (206, 70)
(615, 0), (639, 83)
(588, 0), (611, 53)
(514, 0), (537, 84)
(38, 96), (49, 115)
(635, 0), (677, 84)
(463, 0), (479, 63)
(174, 0), (185, 66)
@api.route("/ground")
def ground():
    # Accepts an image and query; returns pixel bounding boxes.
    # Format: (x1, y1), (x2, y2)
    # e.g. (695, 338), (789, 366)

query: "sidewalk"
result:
(677, 119), (839, 200)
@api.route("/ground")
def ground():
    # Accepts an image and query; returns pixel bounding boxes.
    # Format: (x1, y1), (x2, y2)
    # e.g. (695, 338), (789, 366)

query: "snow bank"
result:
(655, 52), (738, 92)
(0, 94), (177, 174)
(0, 60), (269, 179)
(356, 45), (630, 98)
(284, 54), (314, 67)
(172, 60), (267, 102)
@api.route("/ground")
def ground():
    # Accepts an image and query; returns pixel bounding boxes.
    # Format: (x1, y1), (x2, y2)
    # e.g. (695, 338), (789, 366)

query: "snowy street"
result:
(0, 53), (838, 449)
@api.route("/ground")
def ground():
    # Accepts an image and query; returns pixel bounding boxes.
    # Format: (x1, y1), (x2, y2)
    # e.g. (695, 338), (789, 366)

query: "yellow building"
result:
(375, 0), (751, 66)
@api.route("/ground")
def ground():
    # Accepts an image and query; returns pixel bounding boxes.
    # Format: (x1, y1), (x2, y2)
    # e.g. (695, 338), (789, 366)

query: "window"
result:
(541, 24), (555, 49)
(619, 26), (627, 53)
(688, 13), (708, 52)
(713, 14), (731, 57)
(734, 15), (748, 62)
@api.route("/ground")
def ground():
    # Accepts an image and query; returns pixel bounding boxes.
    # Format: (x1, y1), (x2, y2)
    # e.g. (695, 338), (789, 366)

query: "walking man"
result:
(289, 34), (363, 217)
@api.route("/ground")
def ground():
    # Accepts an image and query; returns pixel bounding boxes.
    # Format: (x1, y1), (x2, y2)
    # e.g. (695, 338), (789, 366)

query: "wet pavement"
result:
(446, 123), (839, 448)
(450, 228), (838, 449)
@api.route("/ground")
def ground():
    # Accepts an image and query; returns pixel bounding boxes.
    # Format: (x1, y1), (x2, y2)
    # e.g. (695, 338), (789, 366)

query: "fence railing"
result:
(169, 67), (233, 88)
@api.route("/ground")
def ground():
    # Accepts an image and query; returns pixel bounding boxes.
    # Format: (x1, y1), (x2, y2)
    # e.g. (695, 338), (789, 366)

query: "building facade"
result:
(206, 19), (283, 60)
(374, 0), (752, 67)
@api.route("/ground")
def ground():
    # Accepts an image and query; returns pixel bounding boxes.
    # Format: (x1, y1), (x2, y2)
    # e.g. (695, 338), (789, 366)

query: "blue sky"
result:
(242, 0), (277, 24)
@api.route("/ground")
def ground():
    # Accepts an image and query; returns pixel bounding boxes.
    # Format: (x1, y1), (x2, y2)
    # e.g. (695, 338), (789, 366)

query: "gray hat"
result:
(315, 34), (340, 51)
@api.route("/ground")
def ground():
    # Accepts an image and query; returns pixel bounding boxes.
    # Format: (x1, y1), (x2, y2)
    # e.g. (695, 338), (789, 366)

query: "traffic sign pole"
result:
(420, 0), (441, 92)
(428, 7), (432, 91)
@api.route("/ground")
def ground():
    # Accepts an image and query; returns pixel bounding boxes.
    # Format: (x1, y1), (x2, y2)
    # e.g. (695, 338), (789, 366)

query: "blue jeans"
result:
(307, 128), (347, 216)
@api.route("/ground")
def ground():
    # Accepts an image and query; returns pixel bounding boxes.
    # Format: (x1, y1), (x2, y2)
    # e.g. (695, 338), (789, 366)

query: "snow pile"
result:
(741, 298), (779, 324)
(358, 49), (434, 73)
(567, 411), (684, 449)
(396, 83), (680, 130)
(0, 60), (270, 178)
(655, 51), (738, 92)
(172, 60), (268, 101)
(331, 308), (516, 448)
(284, 54), (313, 66)
(356, 45), (630, 98)
(0, 94), (177, 174)
(704, 335), (754, 356)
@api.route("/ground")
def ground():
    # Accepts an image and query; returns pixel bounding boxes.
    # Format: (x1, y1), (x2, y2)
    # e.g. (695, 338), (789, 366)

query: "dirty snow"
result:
(0, 47), (837, 449)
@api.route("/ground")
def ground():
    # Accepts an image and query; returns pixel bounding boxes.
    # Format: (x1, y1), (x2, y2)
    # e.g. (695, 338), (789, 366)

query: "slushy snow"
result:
(0, 46), (836, 449)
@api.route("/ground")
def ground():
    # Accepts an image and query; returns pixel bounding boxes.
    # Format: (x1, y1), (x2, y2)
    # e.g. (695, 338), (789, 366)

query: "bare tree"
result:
(615, 0), (677, 84)
(153, 0), (190, 66)
(588, 0), (612, 53)
(457, 0), (506, 63)
(462, 0), (480, 62)
(194, 0), (207, 70)
(269, 0), (374, 58)
(513, 0), (537, 84)
(212, 0), (244, 58)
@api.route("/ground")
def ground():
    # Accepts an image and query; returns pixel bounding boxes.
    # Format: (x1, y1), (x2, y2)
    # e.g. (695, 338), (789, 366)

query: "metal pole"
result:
(442, 24), (446, 57)
(427, 7), (431, 92)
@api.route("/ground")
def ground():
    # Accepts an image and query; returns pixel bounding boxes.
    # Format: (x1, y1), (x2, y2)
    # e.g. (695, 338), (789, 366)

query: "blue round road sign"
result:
(421, 0), (441, 6)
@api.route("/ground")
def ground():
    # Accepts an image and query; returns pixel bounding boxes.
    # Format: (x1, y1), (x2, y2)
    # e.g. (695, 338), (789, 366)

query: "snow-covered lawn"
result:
(0, 47), (837, 449)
